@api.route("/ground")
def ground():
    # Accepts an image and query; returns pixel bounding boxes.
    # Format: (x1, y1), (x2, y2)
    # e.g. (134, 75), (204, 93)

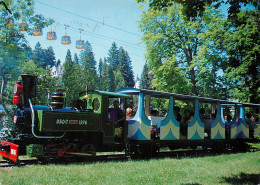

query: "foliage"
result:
(114, 69), (126, 90)
(140, 61), (153, 89)
(137, 0), (259, 20)
(221, 10), (260, 103)
(107, 42), (119, 71)
(139, 2), (259, 103)
(31, 42), (56, 69)
(139, 4), (226, 97)
(108, 65), (116, 92)
(0, 0), (54, 81)
(79, 41), (99, 91)
(62, 50), (79, 106)
(118, 47), (135, 88)
(99, 58), (110, 91)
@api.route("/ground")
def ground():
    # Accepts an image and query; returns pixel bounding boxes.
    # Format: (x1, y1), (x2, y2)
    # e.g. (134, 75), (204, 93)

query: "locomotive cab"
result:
(79, 90), (129, 148)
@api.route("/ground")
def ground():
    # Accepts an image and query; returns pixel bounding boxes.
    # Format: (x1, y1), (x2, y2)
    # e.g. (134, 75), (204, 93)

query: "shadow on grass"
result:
(221, 173), (260, 185)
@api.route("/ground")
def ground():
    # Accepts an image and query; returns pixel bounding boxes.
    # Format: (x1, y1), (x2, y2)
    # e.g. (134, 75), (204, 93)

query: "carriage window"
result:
(145, 96), (169, 118)
(93, 97), (100, 112)
(126, 95), (138, 118)
(199, 103), (217, 121)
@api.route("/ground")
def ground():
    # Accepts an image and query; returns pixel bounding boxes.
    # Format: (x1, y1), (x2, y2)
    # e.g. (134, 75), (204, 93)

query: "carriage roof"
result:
(80, 90), (130, 99)
(117, 88), (260, 107)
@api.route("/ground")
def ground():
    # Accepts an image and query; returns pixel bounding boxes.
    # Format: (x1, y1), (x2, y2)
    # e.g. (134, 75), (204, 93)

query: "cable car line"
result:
(35, 0), (142, 38)
(61, 23), (145, 50)
(57, 29), (145, 57)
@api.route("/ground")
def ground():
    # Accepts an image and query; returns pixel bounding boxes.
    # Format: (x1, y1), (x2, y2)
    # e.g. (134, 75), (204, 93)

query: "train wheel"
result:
(81, 144), (96, 156)
(65, 143), (79, 152)
(65, 143), (79, 162)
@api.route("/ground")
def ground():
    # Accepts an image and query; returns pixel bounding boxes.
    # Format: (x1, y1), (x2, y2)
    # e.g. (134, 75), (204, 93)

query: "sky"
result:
(25, 0), (148, 78)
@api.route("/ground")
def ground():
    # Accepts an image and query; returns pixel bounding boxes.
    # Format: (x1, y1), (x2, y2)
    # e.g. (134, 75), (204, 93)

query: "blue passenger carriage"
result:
(118, 88), (260, 154)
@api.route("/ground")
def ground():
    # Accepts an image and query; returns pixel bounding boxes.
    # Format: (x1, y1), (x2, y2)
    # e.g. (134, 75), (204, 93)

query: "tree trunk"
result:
(184, 48), (197, 95)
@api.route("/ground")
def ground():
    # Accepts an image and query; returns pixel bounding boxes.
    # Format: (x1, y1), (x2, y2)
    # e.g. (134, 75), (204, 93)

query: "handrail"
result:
(29, 99), (65, 139)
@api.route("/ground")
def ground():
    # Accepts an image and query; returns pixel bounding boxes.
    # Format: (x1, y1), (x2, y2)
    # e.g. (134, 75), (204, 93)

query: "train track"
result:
(0, 148), (241, 168)
(0, 159), (38, 168)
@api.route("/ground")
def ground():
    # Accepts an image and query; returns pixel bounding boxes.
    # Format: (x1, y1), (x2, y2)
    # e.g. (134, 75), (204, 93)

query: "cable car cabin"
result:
(76, 39), (85, 49)
(19, 22), (28, 31)
(61, 35), (71, 45)
(33, 27), (43, 36)
(47, 31), (57, 40)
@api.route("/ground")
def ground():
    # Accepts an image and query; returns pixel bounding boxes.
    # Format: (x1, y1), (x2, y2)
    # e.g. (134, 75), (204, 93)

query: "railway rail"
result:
(0, 147), (246, 168)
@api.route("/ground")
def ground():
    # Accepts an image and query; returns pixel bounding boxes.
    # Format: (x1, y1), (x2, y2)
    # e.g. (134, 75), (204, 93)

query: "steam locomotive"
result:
(0, 74), (129, 163)
(0, 74), (259, 163)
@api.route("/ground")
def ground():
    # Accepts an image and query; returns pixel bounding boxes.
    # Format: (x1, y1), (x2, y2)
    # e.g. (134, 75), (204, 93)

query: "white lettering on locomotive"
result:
(79, 120), (88, 125)
(56, 119), (87, 125)
(56, 119), (69, 125)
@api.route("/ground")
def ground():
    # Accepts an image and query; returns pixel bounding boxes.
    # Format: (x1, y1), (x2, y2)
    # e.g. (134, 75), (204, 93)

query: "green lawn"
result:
(1, 151), (259, 185)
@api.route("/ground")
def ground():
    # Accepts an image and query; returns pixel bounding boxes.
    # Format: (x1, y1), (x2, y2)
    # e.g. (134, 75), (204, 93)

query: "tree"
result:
(100, 58), (110, 91)
(114, 69), (126, 90)
(137, 0), (258, 20)
(139, 4), (226, 96)
(118, 47), (135, 87)
(79, 41), (98, 90)
(221, 10), (260, 103)
(0, 0), (53, 123)
(108, 66), (116, 92)
(140, 62), (153, 89)
(44, 46), (56, 68)
(62, 49), (78, 106)
(73, 53), (79, 65)
(107, 42), (119, 71)
(31, 42), (45, 68)
(98, 58), (103, 78)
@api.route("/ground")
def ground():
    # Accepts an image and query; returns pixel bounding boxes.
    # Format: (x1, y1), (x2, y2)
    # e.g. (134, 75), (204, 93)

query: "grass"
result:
(0, 151), (259, 185)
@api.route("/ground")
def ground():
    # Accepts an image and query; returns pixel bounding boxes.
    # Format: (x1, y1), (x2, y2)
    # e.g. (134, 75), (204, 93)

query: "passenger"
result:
(201, 108), (210, 139)
(180, 109), (193, 139)
(161, 109), (167, 116)
(199, 108), (206, 121)
(110, 100), (125, 128)
(210, 111), (216, 120)
(126, 108), (133, 120)
(150, 110), (160, 139)
(245, 113), (252, 124)
(225, 114), (232, 139)
(174, 106), (182, 122)
(252, 115), (259, 123)
(150, 110), (159, 116)
(224, 115), (227, 122)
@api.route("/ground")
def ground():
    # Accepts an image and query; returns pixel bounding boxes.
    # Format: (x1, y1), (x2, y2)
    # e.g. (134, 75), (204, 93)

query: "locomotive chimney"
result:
(21, 74), (37, 107)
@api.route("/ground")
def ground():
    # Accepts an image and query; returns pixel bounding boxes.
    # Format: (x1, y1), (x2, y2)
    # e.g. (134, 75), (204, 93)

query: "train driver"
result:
(110, 100), (125, 128)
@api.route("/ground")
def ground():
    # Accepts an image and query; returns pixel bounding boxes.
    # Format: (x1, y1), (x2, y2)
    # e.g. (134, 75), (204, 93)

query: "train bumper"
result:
(0, 141), (19, 163)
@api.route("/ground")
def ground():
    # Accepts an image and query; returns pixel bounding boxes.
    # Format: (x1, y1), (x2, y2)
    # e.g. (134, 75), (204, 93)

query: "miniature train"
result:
(0, 74), (259, 163)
